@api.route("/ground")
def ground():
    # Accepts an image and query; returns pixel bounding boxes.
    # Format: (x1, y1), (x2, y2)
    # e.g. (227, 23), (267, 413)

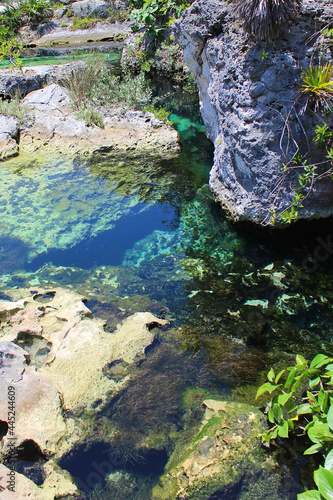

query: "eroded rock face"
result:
(173, 0), (333, 225)
(0, 116), (19, 161)
(0, 62), (84, 98)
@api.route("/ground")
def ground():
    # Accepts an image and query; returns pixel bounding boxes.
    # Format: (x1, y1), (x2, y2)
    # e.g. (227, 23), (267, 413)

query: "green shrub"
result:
(0, 95), (31, 125)
(70, 15), (101, 30)
(257, 354), (333, 499)
(232, 0), (301, 40)
(20, 0), (52, 25)
(301, 64), (333, 112)
(130, 0), (189, 37)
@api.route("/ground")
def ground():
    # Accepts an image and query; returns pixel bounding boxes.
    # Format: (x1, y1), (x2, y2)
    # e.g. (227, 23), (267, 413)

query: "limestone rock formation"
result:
(0, 62), (84, 98)
(173, 0), (333, 225)
(0, 116), (19, 161)
(0, 82), (180, 157)
(0, 287), (167, 499)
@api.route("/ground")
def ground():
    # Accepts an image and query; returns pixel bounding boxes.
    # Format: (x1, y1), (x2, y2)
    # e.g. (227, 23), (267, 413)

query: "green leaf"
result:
(278, 420), (289, 438)
(275, 369), (286, 384)
(285, 367), (297, 389)
(308, 422), (333, 444)
(297, 490), (322, 500)
(314, 466), (333, 500)
(304, 443), (323, 455)
(297, 403), (312, 415)
(310, 377), (321, 389)
(327, 406), (333, 431)
(296, 354), (307, 366)
(268, 367), (275, 382)
(325, 450), (333, 473)
(256, 382), (280, 399)
(278, 392), (292, 406)
(311, 354), (331, 369)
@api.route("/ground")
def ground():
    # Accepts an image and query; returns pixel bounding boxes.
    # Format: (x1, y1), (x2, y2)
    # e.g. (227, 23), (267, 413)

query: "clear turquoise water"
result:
(1, 91), (333, 498)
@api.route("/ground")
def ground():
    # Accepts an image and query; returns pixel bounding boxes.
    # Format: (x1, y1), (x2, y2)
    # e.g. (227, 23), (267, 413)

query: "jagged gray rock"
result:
(0, 115), (19, 161)
(173, 0), (333, 226)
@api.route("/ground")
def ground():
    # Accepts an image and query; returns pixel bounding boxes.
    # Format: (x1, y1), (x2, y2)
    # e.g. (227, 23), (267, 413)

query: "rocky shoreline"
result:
(0, 69), (181, 161)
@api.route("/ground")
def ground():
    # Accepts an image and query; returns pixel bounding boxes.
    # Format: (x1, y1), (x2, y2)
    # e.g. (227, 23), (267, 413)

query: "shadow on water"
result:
(0, 235), (31, 273)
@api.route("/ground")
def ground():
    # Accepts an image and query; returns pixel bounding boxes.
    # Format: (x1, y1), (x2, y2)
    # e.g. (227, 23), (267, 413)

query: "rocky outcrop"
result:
(19, 83), (180, 155)
(0, 116), (19, 161)
(30, 23), (131, 47)
(0, 62), (84, 98)
(71, 0), (111, 18)
(173, 0), (333, 225)
(0, 81), (180, 158)
(0, 288), (167, 497)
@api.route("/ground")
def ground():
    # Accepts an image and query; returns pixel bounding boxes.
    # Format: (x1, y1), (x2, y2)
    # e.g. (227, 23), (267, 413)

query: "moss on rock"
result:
(152, 399), (269, 500)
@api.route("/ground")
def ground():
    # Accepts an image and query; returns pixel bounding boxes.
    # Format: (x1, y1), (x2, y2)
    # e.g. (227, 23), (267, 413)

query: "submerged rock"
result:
(173, 0), (333, 225)
(151, 399), (277, 500)
(0, 288), (167, 462)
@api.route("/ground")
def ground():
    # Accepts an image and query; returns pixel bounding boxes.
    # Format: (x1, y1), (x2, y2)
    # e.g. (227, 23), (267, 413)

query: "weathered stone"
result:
(0, 462), (79, 499)
(71, 0), (110, 18)
(0, 288), (168, 458)
(0, 116), (19, 161)
(0, 341), (69, 456)
(0, 62), (84, 98)
(173, 0), (333, 225)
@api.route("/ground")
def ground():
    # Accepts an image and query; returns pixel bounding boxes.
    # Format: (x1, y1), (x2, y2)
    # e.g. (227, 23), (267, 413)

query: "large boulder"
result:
(173, 0), (333, 225)
(0, 62), (84, 98)
(71, 0), (111, 18)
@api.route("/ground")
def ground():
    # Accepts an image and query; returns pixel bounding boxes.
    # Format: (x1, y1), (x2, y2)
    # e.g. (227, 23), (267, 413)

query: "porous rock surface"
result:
(173, 0), (333, 225)
(0, 288), (167, 497)
(0, 62), (84, 98)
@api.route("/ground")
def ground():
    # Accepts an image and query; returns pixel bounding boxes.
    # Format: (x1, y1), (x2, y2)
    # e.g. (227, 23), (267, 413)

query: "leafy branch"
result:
(257, 353), (333, 499)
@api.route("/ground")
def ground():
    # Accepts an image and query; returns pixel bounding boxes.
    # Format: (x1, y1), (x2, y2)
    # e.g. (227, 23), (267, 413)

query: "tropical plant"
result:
(130, 0), (189, 37)
(301, 64), (333, 112)
(232, 0), (301, 40)
(257, 353), (333, 499)
(313, 124), (333, 148)
(20, 0), (52, 25)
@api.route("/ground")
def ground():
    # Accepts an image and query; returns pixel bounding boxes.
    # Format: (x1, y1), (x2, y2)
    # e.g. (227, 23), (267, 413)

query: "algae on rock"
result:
(151, 399), (276, 500)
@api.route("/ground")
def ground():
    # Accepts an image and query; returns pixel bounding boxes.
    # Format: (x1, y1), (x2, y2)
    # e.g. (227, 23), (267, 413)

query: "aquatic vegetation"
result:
(0, 155), (149, 262)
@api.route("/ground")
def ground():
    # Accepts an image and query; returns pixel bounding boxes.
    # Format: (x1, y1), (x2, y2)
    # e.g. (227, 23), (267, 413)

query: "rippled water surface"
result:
(1, 89), (333, 499)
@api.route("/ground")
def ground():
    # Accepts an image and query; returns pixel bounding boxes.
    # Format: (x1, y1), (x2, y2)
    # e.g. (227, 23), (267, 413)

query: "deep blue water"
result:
(27, 201), (176, 269)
